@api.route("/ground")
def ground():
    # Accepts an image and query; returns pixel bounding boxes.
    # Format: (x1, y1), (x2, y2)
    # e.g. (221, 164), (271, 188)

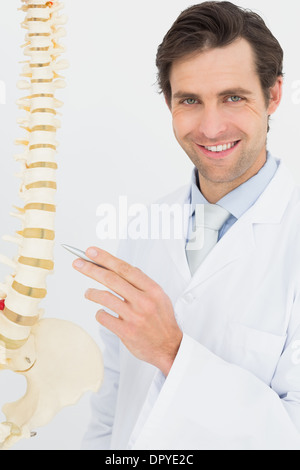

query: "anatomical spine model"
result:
(0, 0), (103, 450)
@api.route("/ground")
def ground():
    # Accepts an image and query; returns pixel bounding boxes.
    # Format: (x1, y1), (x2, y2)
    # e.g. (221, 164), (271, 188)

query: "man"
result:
(76, 2), (300, 449)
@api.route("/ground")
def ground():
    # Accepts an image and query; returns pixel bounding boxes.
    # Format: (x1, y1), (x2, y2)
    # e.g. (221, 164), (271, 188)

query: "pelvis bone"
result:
(0, 318), (103, 450)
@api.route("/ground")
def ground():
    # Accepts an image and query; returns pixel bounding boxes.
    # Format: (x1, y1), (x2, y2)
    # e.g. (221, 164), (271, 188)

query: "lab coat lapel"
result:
(157, 182), (256, 291)
(187, 213), (255, 291)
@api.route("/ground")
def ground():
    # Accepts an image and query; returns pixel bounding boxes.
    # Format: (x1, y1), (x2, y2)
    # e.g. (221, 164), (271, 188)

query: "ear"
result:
(267, 76), (283, 115)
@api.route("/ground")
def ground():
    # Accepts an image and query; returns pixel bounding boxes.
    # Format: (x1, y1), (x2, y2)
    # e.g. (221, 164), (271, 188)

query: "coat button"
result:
(183, 293), (194, 303)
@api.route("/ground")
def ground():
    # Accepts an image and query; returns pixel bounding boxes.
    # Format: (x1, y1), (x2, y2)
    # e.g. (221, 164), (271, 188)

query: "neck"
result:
(198, 151), (267, 203)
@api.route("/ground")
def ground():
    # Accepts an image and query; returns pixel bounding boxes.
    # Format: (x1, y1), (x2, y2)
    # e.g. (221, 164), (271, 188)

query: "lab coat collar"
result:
(160, 159), (297, 291)
(243, 159), (296, 224)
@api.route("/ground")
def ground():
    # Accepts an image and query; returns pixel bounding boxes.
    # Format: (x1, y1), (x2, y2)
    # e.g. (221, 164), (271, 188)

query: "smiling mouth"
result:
(199, 140), (240, 152)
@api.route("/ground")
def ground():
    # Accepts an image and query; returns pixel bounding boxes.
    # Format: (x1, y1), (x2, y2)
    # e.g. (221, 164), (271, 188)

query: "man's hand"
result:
(72, 247), (183, 376)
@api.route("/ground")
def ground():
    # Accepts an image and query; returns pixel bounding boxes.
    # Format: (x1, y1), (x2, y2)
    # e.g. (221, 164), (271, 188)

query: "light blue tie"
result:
(186, 204), (230, 275)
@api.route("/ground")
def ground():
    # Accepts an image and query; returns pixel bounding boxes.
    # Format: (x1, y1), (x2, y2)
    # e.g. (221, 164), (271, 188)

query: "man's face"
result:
(168, 38), (282, 201)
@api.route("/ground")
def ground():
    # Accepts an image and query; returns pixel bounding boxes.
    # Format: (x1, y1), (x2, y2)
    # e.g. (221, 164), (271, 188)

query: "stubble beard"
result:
(184, 138), (267, 185)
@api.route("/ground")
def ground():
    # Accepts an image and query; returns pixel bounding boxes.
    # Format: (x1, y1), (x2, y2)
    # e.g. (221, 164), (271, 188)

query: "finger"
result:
(95, 308), (124, 337)
(85, 246), (159, 292)
(73, 258), (140, 303)
(85, 288), (130, 319)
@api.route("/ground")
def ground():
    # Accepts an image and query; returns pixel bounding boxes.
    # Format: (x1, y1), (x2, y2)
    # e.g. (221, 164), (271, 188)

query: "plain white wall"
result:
(0, 0), (299, 450)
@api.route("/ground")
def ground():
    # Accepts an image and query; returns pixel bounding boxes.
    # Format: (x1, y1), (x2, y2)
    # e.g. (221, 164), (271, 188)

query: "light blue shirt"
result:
(187, 151), (279, 243)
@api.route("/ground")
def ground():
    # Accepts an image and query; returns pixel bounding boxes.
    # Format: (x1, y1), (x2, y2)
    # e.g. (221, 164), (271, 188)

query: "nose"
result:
(197, 104), (227, 141)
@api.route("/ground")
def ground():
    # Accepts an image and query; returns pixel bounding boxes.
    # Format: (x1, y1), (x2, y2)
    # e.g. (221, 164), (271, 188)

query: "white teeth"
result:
(204, 141), (237, 152)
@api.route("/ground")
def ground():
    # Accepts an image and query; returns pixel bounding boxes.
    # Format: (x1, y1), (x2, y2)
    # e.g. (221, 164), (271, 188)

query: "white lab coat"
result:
(83, 159), (300, 450)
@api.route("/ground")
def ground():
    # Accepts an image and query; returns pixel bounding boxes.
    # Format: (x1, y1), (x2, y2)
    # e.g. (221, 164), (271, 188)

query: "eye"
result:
(183, 98), (197, 105)
(227, 96), (242, 103)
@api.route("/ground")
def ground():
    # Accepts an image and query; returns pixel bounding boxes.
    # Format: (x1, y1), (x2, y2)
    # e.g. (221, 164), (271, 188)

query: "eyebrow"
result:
(172, 87), (254, 100)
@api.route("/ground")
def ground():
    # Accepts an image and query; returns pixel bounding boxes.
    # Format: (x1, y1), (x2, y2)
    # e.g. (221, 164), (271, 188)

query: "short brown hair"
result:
(156, 1), (284, 108)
